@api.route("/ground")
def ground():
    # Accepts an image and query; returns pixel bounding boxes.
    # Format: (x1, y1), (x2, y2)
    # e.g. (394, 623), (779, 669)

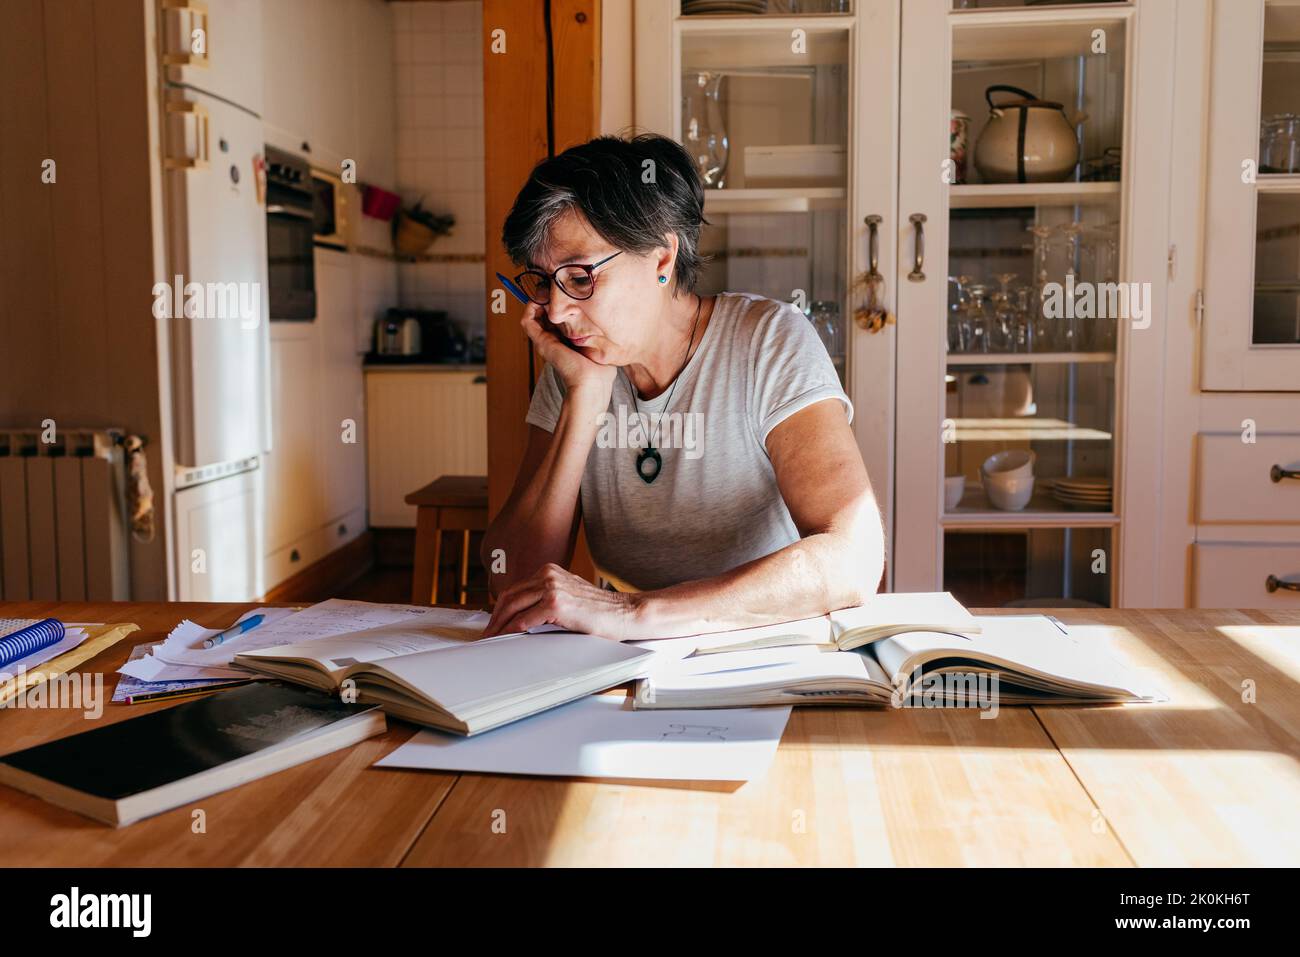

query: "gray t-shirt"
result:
(525, 291), (853, 592)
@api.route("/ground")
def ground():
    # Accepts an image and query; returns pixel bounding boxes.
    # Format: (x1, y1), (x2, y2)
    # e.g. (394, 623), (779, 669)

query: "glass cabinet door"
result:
(893, 0), (1142, 606)
(1202, 0), (1300, 390)
(679, 20), (852, 381)
(636, 0), (903, 578)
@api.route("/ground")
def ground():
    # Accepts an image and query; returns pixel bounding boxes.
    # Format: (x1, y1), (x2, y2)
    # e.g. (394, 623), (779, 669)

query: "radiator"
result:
(0, 428), (130, 601)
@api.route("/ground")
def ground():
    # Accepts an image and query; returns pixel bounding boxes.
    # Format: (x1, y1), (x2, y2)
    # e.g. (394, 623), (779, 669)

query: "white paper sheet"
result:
(117, 646), (251, 682)
(374, 693), (791, 782)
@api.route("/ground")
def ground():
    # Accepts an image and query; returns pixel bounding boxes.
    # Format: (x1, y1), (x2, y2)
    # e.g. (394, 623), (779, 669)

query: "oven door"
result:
(266, 205), (316, 320)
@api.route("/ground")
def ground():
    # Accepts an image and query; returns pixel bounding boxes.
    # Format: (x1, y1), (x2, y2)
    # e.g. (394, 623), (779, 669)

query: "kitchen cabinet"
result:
(634, 0), (1183, 607)
(352, 0), (398, 189)
(262, 0), (392, 179)
(263, 247), (369, 590)
(1173, 0), (1300, 606)
(265, 323), (323, 558)
(315, 247), (368, 530)
(1201, 0), (1300, 391)
(366, 368), (488, 528)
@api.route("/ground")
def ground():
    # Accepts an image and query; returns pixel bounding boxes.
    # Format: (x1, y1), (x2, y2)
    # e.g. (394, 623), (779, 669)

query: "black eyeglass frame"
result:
(513, 251), (623, 305)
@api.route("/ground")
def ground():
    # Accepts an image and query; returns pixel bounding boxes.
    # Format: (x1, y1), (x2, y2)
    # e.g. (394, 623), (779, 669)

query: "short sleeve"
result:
(525, 362), (566, 433)
(748, 300), (853, 447)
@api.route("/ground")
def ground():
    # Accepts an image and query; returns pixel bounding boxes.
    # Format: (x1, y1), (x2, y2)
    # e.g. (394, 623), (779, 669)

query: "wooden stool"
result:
(405, 475), (488, 606)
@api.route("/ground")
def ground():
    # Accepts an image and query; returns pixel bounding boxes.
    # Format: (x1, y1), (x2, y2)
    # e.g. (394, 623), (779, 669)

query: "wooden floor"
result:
(335, 565), (411, 604)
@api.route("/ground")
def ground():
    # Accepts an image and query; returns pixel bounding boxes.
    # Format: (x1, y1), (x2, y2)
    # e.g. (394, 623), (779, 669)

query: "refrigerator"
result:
(159, 0), (270, 600)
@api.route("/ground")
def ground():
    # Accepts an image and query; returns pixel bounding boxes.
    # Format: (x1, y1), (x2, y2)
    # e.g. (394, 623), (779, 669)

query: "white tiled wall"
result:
(392, 0), (486, 343)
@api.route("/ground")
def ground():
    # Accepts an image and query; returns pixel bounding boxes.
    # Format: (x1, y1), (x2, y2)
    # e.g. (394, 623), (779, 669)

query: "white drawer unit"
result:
(1196, 432), (1300, 524)
(1194, 542), (1300, 608)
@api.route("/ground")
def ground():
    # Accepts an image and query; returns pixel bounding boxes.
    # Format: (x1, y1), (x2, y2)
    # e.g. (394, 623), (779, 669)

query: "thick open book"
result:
(633, 608), (1165, 710)
(233, 616), (654, 736)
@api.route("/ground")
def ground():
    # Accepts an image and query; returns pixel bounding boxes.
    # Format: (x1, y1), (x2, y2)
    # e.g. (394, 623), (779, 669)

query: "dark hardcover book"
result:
(0, 681), (386, 827)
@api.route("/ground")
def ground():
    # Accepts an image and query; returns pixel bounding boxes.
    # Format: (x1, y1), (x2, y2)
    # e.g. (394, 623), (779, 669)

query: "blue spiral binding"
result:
(0, 619), (66, 669)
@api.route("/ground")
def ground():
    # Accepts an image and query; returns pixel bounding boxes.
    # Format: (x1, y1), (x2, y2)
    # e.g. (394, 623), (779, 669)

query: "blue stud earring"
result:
(658, 275), (668, 284)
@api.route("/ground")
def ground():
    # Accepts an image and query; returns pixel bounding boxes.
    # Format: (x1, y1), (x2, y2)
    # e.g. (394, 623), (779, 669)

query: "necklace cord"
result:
(629, 293), (703, 453)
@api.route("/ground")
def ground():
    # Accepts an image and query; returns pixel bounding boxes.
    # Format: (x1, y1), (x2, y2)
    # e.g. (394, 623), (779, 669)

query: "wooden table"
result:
(1, 601), (1297, 866)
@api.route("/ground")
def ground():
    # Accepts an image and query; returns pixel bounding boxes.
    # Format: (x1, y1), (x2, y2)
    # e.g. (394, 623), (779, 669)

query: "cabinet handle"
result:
(1266, 574), (1300, 593)
(864, 214), (882, 280)
(908, 213), (927, 282)
(290, 549), (300, 563)
(472, 374), (487, 384)
(160, 0), (210, 68)
(1270, 464), (1300, 483)
(267, 204), (313, 220)
(163, 99), (210, 170)
(338, 523), (348, 536)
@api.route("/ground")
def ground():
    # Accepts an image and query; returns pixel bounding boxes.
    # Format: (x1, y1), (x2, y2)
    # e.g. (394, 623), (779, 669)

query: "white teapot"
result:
(974, 85), (1086, 184)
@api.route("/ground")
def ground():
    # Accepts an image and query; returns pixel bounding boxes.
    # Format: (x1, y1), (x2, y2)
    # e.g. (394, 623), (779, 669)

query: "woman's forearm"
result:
(481, 387), (606, 592)
(628, 517), (885, 639)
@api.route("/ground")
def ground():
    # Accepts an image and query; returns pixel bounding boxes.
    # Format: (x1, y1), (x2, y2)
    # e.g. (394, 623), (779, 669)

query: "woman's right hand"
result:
(521, 303), (616, 408)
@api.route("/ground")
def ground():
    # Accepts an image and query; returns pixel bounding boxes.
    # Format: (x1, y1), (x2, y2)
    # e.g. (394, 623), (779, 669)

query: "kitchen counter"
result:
(363, 362), (485, 373)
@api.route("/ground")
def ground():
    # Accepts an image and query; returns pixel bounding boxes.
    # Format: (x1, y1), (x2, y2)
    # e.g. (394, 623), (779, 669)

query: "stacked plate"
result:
(682, 0), (768, 15)
(1050, 477), (1113, 511)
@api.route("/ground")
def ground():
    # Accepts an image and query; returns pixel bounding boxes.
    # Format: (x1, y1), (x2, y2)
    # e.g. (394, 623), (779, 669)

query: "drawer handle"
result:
(290, 549), (301, 563)
(1266, 574), (1300, 593)
(1270, 465), (1300, 483)
(338, 523), (348, 536)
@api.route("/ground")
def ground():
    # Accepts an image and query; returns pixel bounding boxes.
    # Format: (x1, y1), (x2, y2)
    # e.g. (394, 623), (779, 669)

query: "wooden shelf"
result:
(680, 16), (850, 69)
(950, 4), (1131, 62)
(947, 351), (1115, 365)
(703, 186), (846, 214)
(1257, 174), (1300, 194)
(950, 181), (1120, 208)
(950, 417), (1112, 443)
(943, 485), (1117, 529)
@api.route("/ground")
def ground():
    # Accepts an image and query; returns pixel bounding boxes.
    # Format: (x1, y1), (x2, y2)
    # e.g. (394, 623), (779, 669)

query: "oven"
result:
(264, 146), (315, 321)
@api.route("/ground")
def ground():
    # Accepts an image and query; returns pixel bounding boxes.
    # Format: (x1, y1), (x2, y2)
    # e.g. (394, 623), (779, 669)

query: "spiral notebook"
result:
(0, 619), (66, 669)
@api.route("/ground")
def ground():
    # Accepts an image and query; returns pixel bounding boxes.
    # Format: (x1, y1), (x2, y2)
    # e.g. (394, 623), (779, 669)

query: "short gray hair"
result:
(502, 133), (709, 293)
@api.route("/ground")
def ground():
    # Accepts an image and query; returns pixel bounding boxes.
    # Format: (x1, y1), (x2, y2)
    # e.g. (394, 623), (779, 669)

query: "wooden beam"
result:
(482, 0), (600, 583)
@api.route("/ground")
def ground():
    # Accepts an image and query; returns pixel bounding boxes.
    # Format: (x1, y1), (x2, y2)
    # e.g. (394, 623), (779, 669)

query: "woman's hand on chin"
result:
(520, 303), (615, 407)
(482, 563), (643, 641)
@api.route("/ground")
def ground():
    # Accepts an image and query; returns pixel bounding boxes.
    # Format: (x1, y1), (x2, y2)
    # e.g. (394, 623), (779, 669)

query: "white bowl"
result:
(944, 475), (966, 510)
(986, 475), (1035, 511)
(982, 449), (1036, 481)
(984, 469), (1035, 493)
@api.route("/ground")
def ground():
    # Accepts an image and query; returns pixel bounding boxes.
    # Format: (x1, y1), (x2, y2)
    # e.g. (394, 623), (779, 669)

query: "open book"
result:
(233, 615), (654, 736)
(691, 591), (980, 655)
(633, 606), (1165, 710)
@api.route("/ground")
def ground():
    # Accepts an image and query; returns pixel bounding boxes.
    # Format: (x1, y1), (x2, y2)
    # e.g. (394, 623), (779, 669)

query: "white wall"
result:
(392, 0), (486, 345)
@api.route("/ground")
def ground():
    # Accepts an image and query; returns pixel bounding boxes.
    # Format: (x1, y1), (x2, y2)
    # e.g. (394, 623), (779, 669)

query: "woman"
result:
(482, 133), (885, 640)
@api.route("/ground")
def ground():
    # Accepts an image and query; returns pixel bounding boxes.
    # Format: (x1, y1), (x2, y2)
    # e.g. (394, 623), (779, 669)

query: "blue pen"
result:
(203, 613), (265, 649)
(496, 272), (531, 305)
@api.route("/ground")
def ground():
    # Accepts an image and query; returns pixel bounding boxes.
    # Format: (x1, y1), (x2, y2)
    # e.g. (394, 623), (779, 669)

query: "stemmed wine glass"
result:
(947, 275), (973, 352)
(993, 273), (1018, 352)
(967, 284), (991, 353)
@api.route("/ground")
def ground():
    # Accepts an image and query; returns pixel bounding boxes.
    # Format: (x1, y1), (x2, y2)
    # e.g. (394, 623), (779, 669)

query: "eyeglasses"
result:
(514, 251), (622, 305)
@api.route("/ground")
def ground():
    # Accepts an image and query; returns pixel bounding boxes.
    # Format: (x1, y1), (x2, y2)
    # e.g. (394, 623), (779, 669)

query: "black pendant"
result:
(636, 446), (663, 484)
